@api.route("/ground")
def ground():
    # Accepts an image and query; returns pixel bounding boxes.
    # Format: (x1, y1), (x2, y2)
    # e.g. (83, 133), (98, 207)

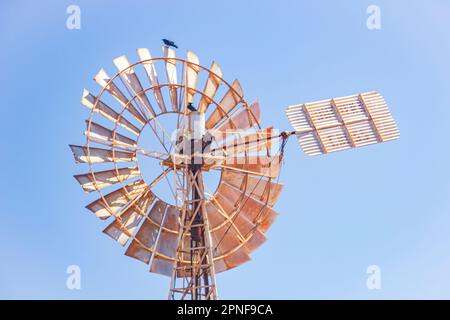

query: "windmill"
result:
(70, 45), (399, 300)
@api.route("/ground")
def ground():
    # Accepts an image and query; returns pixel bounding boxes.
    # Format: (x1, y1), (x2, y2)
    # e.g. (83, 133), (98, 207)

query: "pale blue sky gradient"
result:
(1, 0), (450, 299)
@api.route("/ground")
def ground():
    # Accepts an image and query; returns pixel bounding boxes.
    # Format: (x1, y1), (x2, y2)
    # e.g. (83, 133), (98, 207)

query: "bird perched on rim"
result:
(187, 102), (197, 112)
(162, 39), (178, 49)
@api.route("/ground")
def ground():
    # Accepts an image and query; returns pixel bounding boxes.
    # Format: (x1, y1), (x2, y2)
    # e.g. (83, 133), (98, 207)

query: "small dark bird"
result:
(187, 102), (197, 112)
(162, 39), (178, 48)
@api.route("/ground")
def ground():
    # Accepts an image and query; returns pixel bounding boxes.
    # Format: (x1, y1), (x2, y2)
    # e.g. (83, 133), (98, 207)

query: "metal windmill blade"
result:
(70, 44), (399, 300)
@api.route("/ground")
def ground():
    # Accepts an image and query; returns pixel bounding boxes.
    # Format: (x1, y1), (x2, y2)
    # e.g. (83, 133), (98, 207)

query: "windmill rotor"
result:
(71, 46), (285, 300)
(70, 45), (399, 300)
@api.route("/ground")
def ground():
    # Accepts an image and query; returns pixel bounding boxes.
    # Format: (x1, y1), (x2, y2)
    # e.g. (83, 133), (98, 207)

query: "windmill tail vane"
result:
(69, 45), (399, 300)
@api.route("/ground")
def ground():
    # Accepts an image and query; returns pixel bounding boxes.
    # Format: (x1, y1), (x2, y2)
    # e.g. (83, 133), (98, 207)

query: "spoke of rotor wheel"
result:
(139, 152), (167, 161)
(172, 167), (185, 208)
(147, 118), (173, 154)
(117, 145), (169, 161)
(145, 120), (184, 199)
(176, 61), (187, 129)
(159, 163), (177, 203)
(202, 178), (215, 200)
(146, 166), (173, 191)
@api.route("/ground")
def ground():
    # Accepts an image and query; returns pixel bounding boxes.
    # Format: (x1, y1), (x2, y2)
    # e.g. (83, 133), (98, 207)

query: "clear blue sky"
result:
(1, 0), (450, 299)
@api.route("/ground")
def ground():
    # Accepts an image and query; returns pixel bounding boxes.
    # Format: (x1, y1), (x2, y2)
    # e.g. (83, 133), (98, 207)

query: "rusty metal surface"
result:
(81, 89), (140, 136)
(113, 55), (156, 118)
(198, 62), (222, 113)
(223, 155), (281, 179)
(86, 179), (147, 219)
(222, 169), (283, 206)
(69, 145), (136, 164)
(206, 79), (243, 129)
(103, 190), (156, 246)
(94, 68), (146, 124)
(74, 166), (140, 193)
(216, 101), (261, 132)
(84, 121), (137, 149)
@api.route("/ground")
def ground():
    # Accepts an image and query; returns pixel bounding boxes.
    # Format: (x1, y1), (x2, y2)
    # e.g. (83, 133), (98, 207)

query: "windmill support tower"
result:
(169, 109), (218, 300)
(70, 45), (399, 300)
